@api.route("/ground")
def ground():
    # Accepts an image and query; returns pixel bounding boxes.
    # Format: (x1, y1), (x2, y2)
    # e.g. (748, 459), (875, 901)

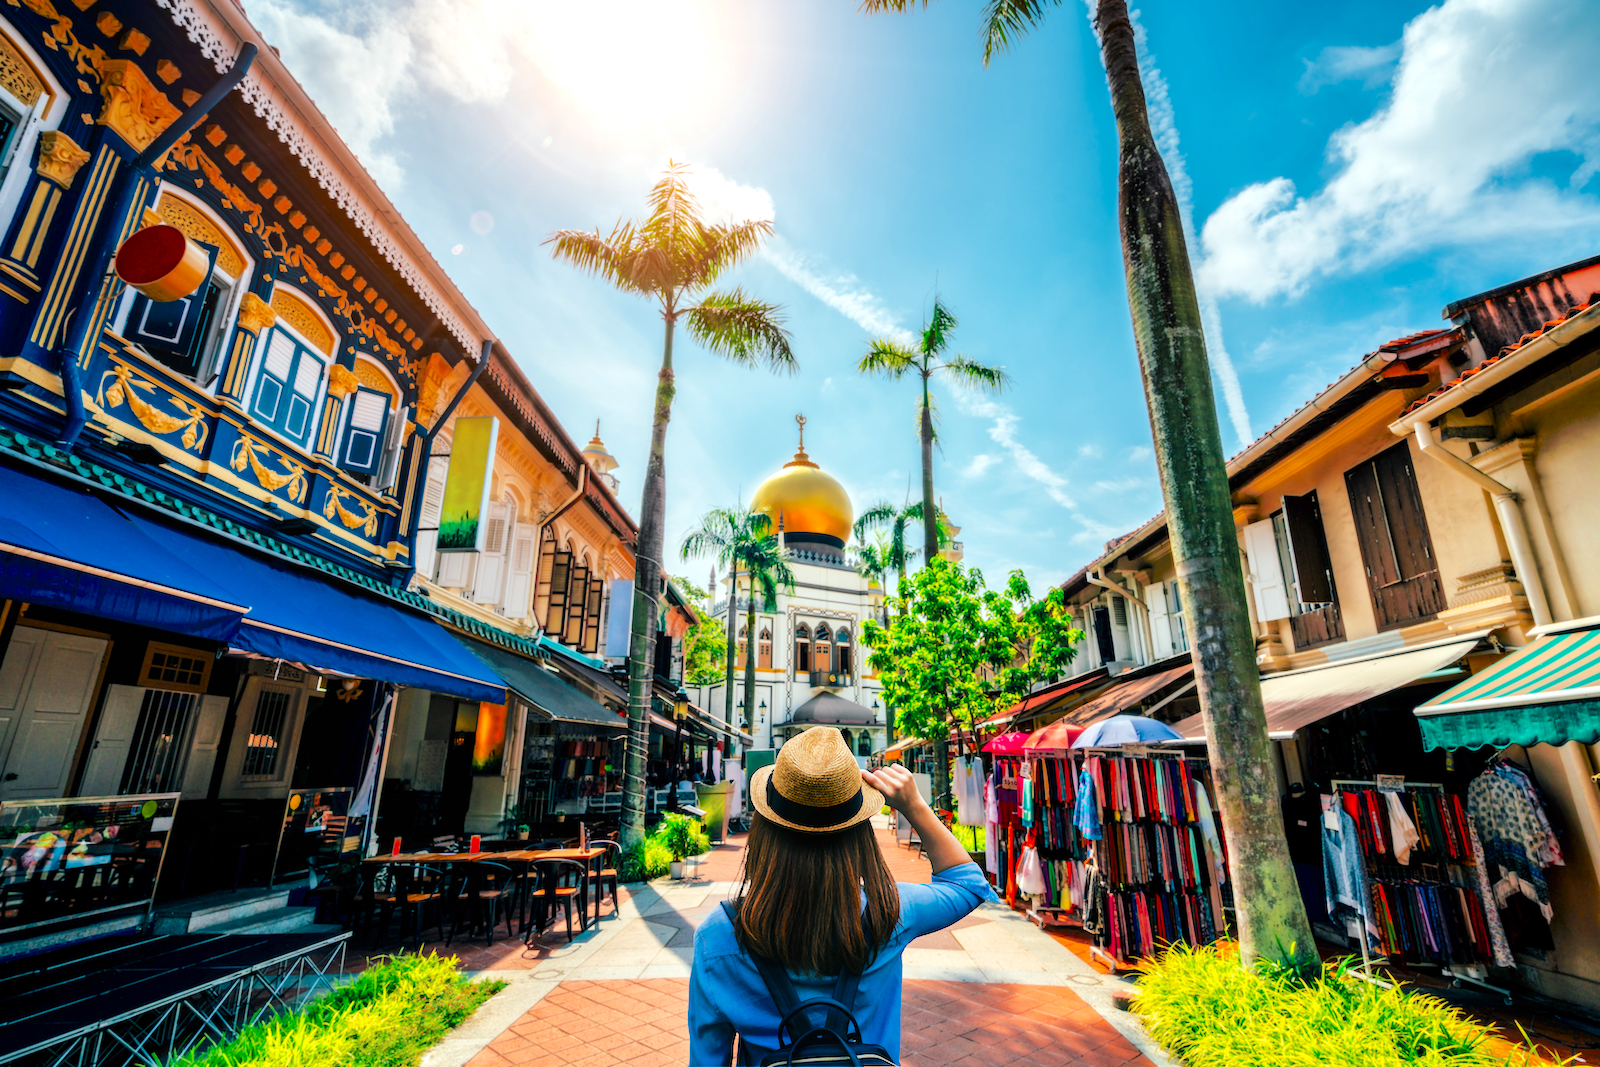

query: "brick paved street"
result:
(392, 818), (1166, 1067)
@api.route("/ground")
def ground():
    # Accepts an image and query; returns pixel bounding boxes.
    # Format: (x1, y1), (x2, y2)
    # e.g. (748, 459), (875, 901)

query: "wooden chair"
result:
(594, 840), (622, 919)
(378, 864), (446, 948)
(449, 862), (518, 946)
(529, 859), (587, 943)
(305, 855), (359, 924)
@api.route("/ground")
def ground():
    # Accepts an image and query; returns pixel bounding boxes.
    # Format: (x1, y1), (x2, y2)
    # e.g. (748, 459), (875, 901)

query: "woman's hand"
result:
(862, 765), (925, 815)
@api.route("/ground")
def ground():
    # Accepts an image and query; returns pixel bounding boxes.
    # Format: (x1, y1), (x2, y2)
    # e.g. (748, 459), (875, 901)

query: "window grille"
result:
(243, 688), (293, 779)
(119, 689), (199, 794)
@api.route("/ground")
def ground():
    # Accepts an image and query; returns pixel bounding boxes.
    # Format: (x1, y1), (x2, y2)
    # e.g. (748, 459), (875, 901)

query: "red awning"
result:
(984, 669), (1109, 728)
(1024, 665), (1193, 752)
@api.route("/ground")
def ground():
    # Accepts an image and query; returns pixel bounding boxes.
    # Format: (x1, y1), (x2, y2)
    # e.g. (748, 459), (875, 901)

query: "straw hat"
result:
(751, 726), (883, 834)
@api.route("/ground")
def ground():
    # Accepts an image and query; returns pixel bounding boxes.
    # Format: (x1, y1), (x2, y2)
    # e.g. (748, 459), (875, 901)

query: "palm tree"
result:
(854, 499), (948, 601)
(859, 0), (1316, 971)
(858, 300), (1007, 558)
(680, 506), (794, 735)
(548, 165), (797, 849)
(681, 507), (775, 730)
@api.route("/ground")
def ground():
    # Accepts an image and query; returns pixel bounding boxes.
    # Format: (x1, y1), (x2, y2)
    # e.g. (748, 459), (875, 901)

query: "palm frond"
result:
(923, 298), (958, 356)
(683, 290), (796, 372)
(858, 0), (926, 11)
(858, 339), (918, 378)
(940, 354), (1011, 394)
(853, 501), (901, 543)
(543, 224), (649, 295)
(679, 506), (741, 562)
(686, 218), (776, 291)
(980, 0), (1063, 66)
(641, 162), (705, 253)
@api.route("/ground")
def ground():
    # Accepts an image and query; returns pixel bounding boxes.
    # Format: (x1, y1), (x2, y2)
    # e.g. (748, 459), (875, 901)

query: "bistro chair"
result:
(594, 840), (622, 919)
(448, 862), (518, 946)
(350, 864), (393, 946)
(528, 858), (588, 944)
(305, 855), (359, 924)
(378, 864), (446, 948)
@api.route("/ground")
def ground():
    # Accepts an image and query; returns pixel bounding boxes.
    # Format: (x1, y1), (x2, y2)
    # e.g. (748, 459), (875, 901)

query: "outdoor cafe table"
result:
(498, 847), (607, 934)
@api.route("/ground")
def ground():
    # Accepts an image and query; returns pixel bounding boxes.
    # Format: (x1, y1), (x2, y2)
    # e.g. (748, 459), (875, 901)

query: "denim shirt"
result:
(688, 862), (995, 1066)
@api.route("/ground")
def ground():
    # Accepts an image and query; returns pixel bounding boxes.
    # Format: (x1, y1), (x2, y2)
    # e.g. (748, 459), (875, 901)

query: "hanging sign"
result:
(1376, 774), (1405, 794)
(437, 416), (498, 552)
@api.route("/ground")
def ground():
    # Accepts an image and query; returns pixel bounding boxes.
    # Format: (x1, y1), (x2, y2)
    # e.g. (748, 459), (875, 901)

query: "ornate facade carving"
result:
(351, 358), (395, 398)
(155, 192), (245, 276)
(236, 291), (275, 334)
(95, 59), (181, 154)
(0, 30), (47, 108)
(326, 363), (359, 399)
(34, 131), (89, 189)
(270, 288), (334, 355)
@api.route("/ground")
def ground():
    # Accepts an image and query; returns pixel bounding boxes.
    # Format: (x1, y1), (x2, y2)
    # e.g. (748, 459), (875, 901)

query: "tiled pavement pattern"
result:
(402, 818), (1167, 1067)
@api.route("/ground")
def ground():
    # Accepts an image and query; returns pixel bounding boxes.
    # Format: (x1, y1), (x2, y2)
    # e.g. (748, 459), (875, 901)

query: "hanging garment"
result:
(1075, 764), (1103, 841)
(1467, 764), (1556, 919)
(1321, 798), (1378, 949)
(1019, 768), (1035, 828)
(955, 757), (985, 827)
(1017, 846), (1047, 896)
(985, 778), (999, 876)
(1386, 791), (1421, 866)
(1465, 813), (1515, 968)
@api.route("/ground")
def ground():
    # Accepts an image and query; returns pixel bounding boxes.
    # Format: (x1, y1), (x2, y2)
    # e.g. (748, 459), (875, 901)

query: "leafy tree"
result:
(680, 506), (794, 732)
(853, 499), (948, 602)
(862, 558), (1079, 807)
(669, 578), (729, 687)
(860, 0), (1318, 970)
(547, 164), (797, 849)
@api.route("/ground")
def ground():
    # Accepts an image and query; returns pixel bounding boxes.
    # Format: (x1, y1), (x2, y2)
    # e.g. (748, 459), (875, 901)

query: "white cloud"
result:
(1299, 42), (1403, 92)
(1077, 442), (1103, 459)
(1199, 0), (1600, 304)
(761, 237), (918, 346)
(1093, 476), (1148, 494)
(963, 454), (999, 478)
(1125, 445), (1152, 462)
(679, 165), (777, 227)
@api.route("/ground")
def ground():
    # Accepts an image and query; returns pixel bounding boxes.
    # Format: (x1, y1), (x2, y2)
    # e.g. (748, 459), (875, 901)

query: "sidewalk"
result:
(415, 818), (1171, 1067)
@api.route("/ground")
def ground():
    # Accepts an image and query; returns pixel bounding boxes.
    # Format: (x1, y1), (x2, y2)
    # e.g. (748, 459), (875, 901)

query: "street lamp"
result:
(673, 687), (689, 775)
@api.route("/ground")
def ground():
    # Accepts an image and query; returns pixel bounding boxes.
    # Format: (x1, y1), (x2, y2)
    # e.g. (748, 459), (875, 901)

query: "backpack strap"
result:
(723, 900), (804, 1026)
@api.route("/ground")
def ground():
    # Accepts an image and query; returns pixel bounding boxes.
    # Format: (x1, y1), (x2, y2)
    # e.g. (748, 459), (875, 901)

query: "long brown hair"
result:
(733, 812), (901, 976)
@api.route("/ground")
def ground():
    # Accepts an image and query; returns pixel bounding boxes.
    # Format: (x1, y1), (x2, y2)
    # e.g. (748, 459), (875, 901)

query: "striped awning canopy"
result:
(1414, 626), (1600, 750)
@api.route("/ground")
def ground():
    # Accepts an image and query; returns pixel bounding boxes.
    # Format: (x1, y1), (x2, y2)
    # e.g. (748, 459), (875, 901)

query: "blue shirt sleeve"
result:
(689, 921), (736, 1067)
(893, 861), (997, 943)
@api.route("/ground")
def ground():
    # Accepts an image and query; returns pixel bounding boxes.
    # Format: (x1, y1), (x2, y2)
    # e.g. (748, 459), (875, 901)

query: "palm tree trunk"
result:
(723, 556), (738, 728)
(919, 375), (938, 559)
(1094, 0), (1314, 971)
(743, 575), (758, 733)
(622, 314), (677, 850)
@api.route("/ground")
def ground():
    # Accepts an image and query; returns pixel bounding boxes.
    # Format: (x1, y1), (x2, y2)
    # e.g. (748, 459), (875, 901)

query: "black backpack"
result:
(721, 901), (897, 1067)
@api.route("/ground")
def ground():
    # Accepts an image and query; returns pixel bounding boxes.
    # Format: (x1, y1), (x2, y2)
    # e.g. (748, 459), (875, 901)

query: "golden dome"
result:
(751, 415), (853, 546)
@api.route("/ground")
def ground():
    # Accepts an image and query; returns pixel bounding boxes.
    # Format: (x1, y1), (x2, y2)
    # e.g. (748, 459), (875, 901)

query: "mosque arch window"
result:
(814, 624), (832, 674)
(738, 625), (748, 664)
(758, 627), (773, 670)
(835, 628), (852, 675)
(794, 624), (811, 673)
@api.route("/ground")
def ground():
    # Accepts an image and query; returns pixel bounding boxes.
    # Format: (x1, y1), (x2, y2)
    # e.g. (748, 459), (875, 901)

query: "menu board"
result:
(0, 793), (180, 935)
(272, 787), (361, 882)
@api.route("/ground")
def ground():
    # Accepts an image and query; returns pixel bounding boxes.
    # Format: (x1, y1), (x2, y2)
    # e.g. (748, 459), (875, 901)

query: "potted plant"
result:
(516, 823), (531, 841)
(659, 813), (699, 880)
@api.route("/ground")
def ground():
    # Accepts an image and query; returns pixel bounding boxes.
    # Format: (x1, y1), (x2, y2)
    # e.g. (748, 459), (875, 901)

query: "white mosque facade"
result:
(689, 418), (890, 759)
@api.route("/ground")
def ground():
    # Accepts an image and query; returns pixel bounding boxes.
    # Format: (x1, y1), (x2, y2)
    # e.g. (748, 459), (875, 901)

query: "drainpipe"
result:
(1410, 420), (1552, 627)
(57, 44), (258, 449)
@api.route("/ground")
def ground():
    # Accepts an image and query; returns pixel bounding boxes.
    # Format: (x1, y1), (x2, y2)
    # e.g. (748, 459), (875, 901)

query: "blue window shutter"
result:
(251, 327), (326, 448)
(123, 242), (220, 376)
(340, 385), (390, 475)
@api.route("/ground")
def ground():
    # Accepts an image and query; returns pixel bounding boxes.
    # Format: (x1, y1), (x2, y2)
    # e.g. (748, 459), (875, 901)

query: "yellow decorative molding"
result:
(0, 29), (47, 108)
(95, 59), (180, 155)
(34, 131), (90, 189)
(326, 363), (359, 399)
(155, 193), (245, 276)
(94, 361), (208, 451)
(351, 357), (394, 398)
(236, 291), (275, 334)
(230, 433), (308, 502)
(270, 287), (334, 356)
(323, 483), (378, 536)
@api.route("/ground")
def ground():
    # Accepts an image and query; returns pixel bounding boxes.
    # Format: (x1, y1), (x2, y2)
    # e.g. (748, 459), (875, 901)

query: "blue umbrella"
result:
(1071, 715), (1182, 749)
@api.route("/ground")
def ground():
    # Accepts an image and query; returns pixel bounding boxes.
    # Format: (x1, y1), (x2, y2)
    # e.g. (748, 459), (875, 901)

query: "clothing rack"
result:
(1329, 778), (1511, 1003)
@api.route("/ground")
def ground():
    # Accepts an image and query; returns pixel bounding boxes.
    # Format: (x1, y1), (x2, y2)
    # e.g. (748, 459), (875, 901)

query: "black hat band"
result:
(766, 776), (865, 829)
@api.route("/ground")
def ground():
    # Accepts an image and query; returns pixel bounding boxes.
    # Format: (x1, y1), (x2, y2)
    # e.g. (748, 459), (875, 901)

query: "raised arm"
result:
(862, 763), (970, 874)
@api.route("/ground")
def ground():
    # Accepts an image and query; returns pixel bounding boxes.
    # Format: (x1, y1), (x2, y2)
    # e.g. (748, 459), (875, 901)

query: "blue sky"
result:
(252, 0), (1600, 589)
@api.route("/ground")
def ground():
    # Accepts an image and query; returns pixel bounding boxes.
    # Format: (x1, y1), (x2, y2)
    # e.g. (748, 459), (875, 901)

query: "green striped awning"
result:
(1414, 628), (1600, 750)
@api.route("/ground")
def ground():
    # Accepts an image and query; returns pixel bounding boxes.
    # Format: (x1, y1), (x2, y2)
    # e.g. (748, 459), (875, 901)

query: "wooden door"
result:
(0, 626), (109, 800)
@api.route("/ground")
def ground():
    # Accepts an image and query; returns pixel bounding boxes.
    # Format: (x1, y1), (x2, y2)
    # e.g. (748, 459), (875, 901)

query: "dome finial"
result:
(785, 412), (817, 469)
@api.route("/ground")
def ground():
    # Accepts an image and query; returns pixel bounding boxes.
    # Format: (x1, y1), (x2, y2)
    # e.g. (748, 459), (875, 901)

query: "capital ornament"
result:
(237, 292), (276, 334)
(326, 364), (360, 399)
(35, 131), (91, 189)
(96, 60), (181, 155)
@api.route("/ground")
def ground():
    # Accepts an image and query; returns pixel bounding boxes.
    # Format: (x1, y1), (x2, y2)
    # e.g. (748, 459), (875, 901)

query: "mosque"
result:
(689, 416), (891, 760)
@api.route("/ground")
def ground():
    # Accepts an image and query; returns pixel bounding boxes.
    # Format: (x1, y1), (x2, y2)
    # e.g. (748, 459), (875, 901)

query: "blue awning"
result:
(114, 510), (504, 704)
(1, 460), (503, 704)
(0, 461), (246, 640)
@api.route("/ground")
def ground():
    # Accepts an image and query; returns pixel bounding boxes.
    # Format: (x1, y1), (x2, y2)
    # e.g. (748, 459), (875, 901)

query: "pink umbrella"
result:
(981, 731), (1032, 755)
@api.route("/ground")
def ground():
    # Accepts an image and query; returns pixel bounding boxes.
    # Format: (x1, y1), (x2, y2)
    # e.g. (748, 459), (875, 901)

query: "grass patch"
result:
(170, 952), (503, 1067)
(1134, 943), (1562, 1066)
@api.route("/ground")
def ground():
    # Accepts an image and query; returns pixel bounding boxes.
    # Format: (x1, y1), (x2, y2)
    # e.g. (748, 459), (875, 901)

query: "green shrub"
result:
(619, 838), (674, 882)
(1134, 943), (1560, 1066)
(657, 813), (710, 860)
(617, 817), (713, 882)
(169, 952), (503, 1067)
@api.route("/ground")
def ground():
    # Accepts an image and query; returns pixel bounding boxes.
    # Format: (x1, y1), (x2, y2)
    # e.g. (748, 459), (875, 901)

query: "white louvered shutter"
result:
(1147, 581), (1171, 658)
(414, 458), (447, 580)
(1244, 519), (1291, 622)
(471, 503), (511, 605)
(503, 525), (537, 619)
